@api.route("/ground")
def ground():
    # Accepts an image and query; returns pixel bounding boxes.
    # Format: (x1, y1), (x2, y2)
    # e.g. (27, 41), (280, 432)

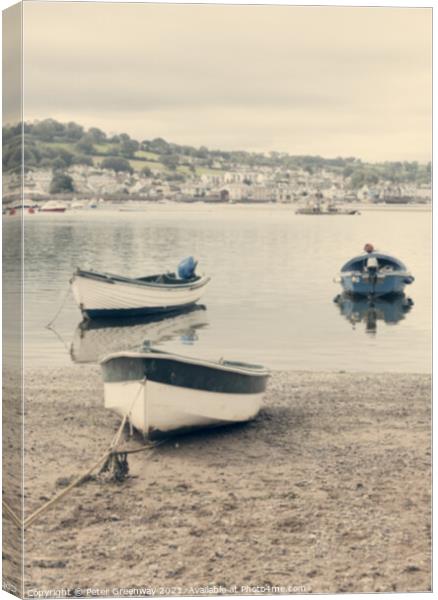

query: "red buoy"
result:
(28, 207), (35, 214)
(364, 243), (374, 253)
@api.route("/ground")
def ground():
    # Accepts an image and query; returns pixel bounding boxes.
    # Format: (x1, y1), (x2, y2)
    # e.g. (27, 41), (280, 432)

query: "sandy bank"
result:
(18, 366), (431, 595)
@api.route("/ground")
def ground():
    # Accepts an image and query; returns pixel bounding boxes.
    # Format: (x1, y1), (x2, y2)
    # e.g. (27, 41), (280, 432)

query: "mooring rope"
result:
(112, 439), (168, 456)
(45, 284), (72, 329)
(23, 449), (114, 529)
(3, 438), (165, 530)
(3, 379), (155, 530)
(47, 322), (72, 353)
(2, 499), (22, 529)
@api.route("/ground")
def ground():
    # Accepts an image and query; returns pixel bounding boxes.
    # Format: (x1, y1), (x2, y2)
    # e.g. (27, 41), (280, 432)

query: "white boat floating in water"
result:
(71, 199), (87, 209)
(71, 257), (210, 319)
(100, 348), (270, 439)
(295, 194), (359, 215)
(40, 200), (67, 212)
(295, 204), (359, 215)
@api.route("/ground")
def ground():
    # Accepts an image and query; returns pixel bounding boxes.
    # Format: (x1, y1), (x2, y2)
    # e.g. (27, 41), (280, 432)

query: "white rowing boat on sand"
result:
(100, 348), (270, 439)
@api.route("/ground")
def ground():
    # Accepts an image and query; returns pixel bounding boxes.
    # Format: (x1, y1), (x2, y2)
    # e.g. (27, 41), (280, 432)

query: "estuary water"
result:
(15, 203), (431, 372)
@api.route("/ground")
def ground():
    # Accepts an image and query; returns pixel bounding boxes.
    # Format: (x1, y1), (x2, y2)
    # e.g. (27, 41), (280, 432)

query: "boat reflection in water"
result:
(333, 293), (414, 335)
(70, 305), (208, 364)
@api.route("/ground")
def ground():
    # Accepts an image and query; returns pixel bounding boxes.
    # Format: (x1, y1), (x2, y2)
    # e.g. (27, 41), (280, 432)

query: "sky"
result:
(17, 1), (433, 162)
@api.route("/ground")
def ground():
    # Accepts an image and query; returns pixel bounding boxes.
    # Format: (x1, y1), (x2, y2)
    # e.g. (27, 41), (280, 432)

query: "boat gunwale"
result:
(340, 269), (412, 278)
(74, 269), (211, 290)
(340, 252), (409, 274)
(100, 350), (270, 378)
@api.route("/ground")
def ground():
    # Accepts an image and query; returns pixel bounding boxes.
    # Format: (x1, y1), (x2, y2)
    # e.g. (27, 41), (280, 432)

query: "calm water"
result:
(10, 204), (431, 372)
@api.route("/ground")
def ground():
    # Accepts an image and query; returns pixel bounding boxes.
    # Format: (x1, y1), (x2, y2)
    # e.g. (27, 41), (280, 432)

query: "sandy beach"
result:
(17, 366), (431, 596)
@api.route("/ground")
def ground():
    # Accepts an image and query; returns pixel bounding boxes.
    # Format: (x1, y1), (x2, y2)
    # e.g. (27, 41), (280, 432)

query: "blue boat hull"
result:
(341, 274), (409, 298)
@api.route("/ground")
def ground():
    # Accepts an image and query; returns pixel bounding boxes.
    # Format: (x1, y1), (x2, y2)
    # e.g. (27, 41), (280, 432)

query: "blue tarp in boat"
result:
(178, 256), (198, 280)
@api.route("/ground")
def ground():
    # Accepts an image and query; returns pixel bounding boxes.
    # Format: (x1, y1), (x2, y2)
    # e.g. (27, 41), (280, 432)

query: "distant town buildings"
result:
(3, 161), (432, 206)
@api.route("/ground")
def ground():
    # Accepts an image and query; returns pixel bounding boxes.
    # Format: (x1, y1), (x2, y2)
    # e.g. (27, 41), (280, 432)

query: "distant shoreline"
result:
(4, 198), (432, 210)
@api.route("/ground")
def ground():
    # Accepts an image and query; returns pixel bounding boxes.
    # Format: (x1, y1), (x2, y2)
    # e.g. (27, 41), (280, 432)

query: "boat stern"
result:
(341, 272), (409, 297)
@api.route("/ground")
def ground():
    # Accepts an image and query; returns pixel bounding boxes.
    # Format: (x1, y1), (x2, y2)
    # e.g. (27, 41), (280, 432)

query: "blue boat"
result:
(336, 244), (414, 298)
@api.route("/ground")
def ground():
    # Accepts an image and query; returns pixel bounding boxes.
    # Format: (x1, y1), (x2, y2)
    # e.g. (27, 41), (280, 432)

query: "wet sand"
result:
(19, 366), (430, 595)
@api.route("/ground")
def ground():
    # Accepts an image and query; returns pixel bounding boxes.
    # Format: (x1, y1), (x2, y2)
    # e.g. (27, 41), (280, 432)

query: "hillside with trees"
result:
(2, 119), (431, 192)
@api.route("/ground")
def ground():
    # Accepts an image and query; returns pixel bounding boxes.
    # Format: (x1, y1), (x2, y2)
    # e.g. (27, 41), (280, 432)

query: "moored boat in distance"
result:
(335, 243), (414, 298)
(71, 256), (210, 319)
(100, 347), (270, 439)
(296, 196), (359, 215)
(40, 200), (67, 212)
(71, 199), (87, 209)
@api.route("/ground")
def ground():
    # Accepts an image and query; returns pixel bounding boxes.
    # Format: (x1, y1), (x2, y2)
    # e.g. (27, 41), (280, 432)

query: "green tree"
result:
(32, 118), (65, 141)
(50, 172), (74, 193)
(76, 137), (95, 155)
(101, 157), (133, 174)
(350, 170), (366, 189)
(88, 127), (107, 143)
(196, 146), (209, 159)
(3, 144), (22, 171)
(52, 157), (68, 171)
(140, 166), (153, 177)
(426, 162), (431, 181)
(150, 137), (170, 154)
(120, 139), (139, 158)
(57, 148), (75, 167)
(162, 154), (179, 170)
(64, 121), (84, 140)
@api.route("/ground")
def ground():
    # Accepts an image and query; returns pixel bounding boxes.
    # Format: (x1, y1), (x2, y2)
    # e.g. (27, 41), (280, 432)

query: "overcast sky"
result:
(21, 2), (432, 162)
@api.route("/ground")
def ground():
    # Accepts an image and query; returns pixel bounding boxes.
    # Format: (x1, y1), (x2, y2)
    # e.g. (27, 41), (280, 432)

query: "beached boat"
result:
(100, 348), (270, 439)
(71, 257), (210, 319)
(40, 200), (67, 212)
(334, 293), (413, 334)
(70, 305), (208, 364)
(335, 244), (414, 298)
